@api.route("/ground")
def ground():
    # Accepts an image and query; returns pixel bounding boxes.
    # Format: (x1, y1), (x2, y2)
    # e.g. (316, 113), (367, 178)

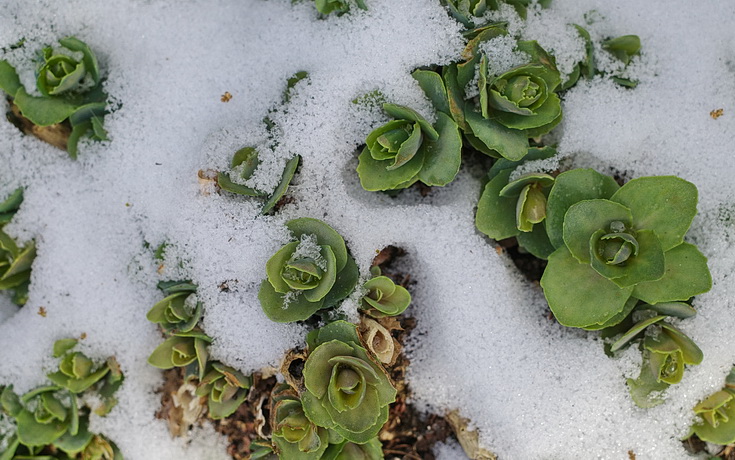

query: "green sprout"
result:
(444, 24), (562, 161)
(360, 266), (411, 318)
(442, 0), (551, 26)
(540, 171), (711, 329)
(691, 368), (735, 445)
(0, 189), (35, 306)
(195, 362), (251, 419)
(270, 384), (332, 459)
(259, 218), (358, 323)
(563, 26), (642, 89)
(356, 70), (462, 192)
(301, 321), (396, 444)
(147, 331), (212, 380)
(475, 146), (557, 258)
(0, 37), (109, 158)
(146, 281), (202, 334)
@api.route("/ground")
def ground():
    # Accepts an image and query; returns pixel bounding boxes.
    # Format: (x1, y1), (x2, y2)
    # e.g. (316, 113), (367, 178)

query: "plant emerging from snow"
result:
(690, 367), (735, 445)
(360, 266), (411, 318)
(0, 188), (34, 306)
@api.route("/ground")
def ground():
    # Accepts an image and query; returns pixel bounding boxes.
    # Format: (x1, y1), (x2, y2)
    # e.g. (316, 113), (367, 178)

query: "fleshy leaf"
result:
(562, 199), (632, 264)
(632, 243), (712, 304)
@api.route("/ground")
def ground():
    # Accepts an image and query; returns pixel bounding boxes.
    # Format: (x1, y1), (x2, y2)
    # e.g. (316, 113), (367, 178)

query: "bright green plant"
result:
(540, 171), (711, 329)
(270, 384), (333, 459)
(217, 147), (300, 215)
(360, 266), (411, 318)
(259, 218), (359, 322)
(195, 362), (251, 419)
(356, 70), (462, 192)
(147, 331), (211, 380)
(690, 367), (735, 445)
(444, 24), (561, 161)
(47, 338), (111, 394)
(0, 37), (109, 158)
(301, 321), (396, 444)
(146, 280), (201, 334)
(475, 146), (556, 258)
(0, 189), (35, 306)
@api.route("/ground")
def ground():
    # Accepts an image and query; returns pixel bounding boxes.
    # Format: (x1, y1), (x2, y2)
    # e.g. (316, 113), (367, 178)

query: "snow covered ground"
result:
(0, 0), (734, 458)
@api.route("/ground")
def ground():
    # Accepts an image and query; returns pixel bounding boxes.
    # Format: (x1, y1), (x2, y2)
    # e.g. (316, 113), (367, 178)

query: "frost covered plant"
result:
(302, 321), (396, 443)
(259, 218), (358, 322)
(195, 362), (251, 419)
(475, 146), (556, 258)
(146, 280), (202, 334)
(564, 26), (642, 89)
(540, 171), (712, 329)
(356, 70), (462, 192)
(217, 146), (300, 215)
(445, 24), (562, 161)
(442, 0), (551, 27)
(690, 367), (735, 445)
(360, 266), (411, 318)
(0, 188), (35, 306)
(313, 0), (367, 16)
(270, 384), (332, 459)
(0, 37), (109, 158)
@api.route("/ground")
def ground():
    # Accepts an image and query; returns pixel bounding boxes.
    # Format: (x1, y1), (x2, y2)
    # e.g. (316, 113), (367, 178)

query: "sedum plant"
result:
(146, 280), (201, 334)
(195, 362), (251, 419)
(313, 0), (367, 16)
(0, 37), (109, 158)
(270, 384), (333, 459)
(540, 171), (711, 329)
(690, 367), (735, 445)
(360, 266), (411, 318)
(444, 24), (562, 161)
(259, 218), (358, 322)
(0, 188), (35, 306)
(442, 0), (551, 26)
(322, 437), (384, 460)
(475, 146), (556, 258)
(301, 321), (396, 444)
(356, 70), (462, 192)
(147, 331), (211, 380)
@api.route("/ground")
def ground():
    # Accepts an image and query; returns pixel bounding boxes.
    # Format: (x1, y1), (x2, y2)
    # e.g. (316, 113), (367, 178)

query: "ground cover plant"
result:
(1, 0), (734, 459)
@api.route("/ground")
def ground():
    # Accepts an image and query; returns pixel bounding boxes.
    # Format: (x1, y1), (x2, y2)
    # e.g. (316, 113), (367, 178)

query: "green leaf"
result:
(258, 280), (324, 323)
(442, 65), (466, 130)
(412, 69), (451, 115)
(602, 35), (641, 65)
(660, 323), (703, 365)
(356, 145), (424, 191)
(541, 247), (633, 328)
(15, 408), (68, 446)
(0, 60), (22, 96)
(53, 338), (79, 358)
(475, 169), (519, 240)
(382, 104), (439, 141)
(464, 107), (529, 161)
(610, 176), (698, 251)
(13, 87), (79, 126)
(308, 320), (361, 350)
(693, 402), (735, 445)
(262, 154), (300, 214)
(637, 301), (696, 319)
(546, 169), (620, 249)
(487, 146), (557, 181)
(287, 218), (348, 272)
(589, 229), (665, 287)
(610, 315), (666, 352)
(67, 120), (92, 160)
(562, 199), (632, 263)
(627, 354), (669, 408)
(417, 112), (462, 186)
(302, 246), (337, 302)
(321, 254), (358, 309)
(632, 243), (712, 304)
(517, 223), (555, 260)
(266, 241), (299, 294)
(59, 36), (101, 85)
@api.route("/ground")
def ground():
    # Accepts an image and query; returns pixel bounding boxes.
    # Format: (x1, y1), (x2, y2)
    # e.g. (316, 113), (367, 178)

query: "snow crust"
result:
(0, 0), (733, 459)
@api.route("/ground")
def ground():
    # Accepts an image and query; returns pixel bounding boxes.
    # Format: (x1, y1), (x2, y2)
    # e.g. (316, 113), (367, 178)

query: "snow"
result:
(0, 0), (734, 459)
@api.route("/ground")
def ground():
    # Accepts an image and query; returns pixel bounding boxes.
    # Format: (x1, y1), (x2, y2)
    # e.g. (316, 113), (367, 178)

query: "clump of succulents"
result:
(356, 70), (462, 192)
(259, 218), (358, 322)
(540, 171), (711, 330)
(690, 367), (735, 445)
(0, 37), (109, 158)
(0, 188), (35, 306)
(360, 266), (411, 318)
(0, 339), (123, 459)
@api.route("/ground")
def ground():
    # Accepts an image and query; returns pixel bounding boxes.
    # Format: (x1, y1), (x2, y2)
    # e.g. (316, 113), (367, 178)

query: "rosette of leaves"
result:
(146, 280), (201, 334)
(539, 170), (712, 329)
(441, 0), (551, 28)
(270, 384), (333, 459)
(356, 70), (462, 192)
(313, 0), (367, 16)
(360, 266), (410, 318)
(216, 147), (300, 215)
(0, 189), (34, 306)
(147, 330), (212, 380)
(259, 218), (359, 322)
(0, 37), (109, 158)
(475, 146), (557, 258)
(690, 367), (735, 445)
(608, 310), (702, 407)
(302, 321), (396, 443)
(195, 362), (251, 419)
(321, 437), (384, 460)
(444, 24), (562, 161)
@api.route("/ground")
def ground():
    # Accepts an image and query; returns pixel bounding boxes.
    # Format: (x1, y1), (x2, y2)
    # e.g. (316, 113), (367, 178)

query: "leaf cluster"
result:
(0, 188), (35, 306)
(690, 367), (735, 445)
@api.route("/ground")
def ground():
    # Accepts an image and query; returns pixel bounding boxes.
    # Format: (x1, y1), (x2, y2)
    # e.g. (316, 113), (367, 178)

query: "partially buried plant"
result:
(312, 0), (367, 16)
(0, 188), (35, 306)
(356, 70), (462, 192)
(259, 218), (358, 322)
(540, 171), (711, 329)
(690, 367), (735, 445)
(0, 37), (110, 158)
(360, 266), (411, 318)
(195, 362), (251, 419)
(301, 321), (396, 444)
(270, 384), (332, 459)
(145, 280), (201, 334)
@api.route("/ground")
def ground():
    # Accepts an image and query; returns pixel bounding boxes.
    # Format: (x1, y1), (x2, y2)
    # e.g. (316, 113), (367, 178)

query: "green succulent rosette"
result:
(216, 147), (300, 215)
(195, 362), (251, 419)
(259, 218), (359, 323)
(146, 281), (201, 334)
(475, 146), (557, 258)
(301, 321), (396, 444)
(270, 384), (334, 460)
(540, 171), (712, 330)
(47, 339), (111, 394)
(356, 69), (462, 192)
(314, 0), (367, 16)
(360, 267), (411, 318)
(442, 0), (551, 26)
(445, 24), (562, 161)
(0, 37), (109, 158)
(147, 330), (212, 380)
(321, 437), (384, 460)
(691, 368), (735, 445)
(1, 385), (79, 448)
